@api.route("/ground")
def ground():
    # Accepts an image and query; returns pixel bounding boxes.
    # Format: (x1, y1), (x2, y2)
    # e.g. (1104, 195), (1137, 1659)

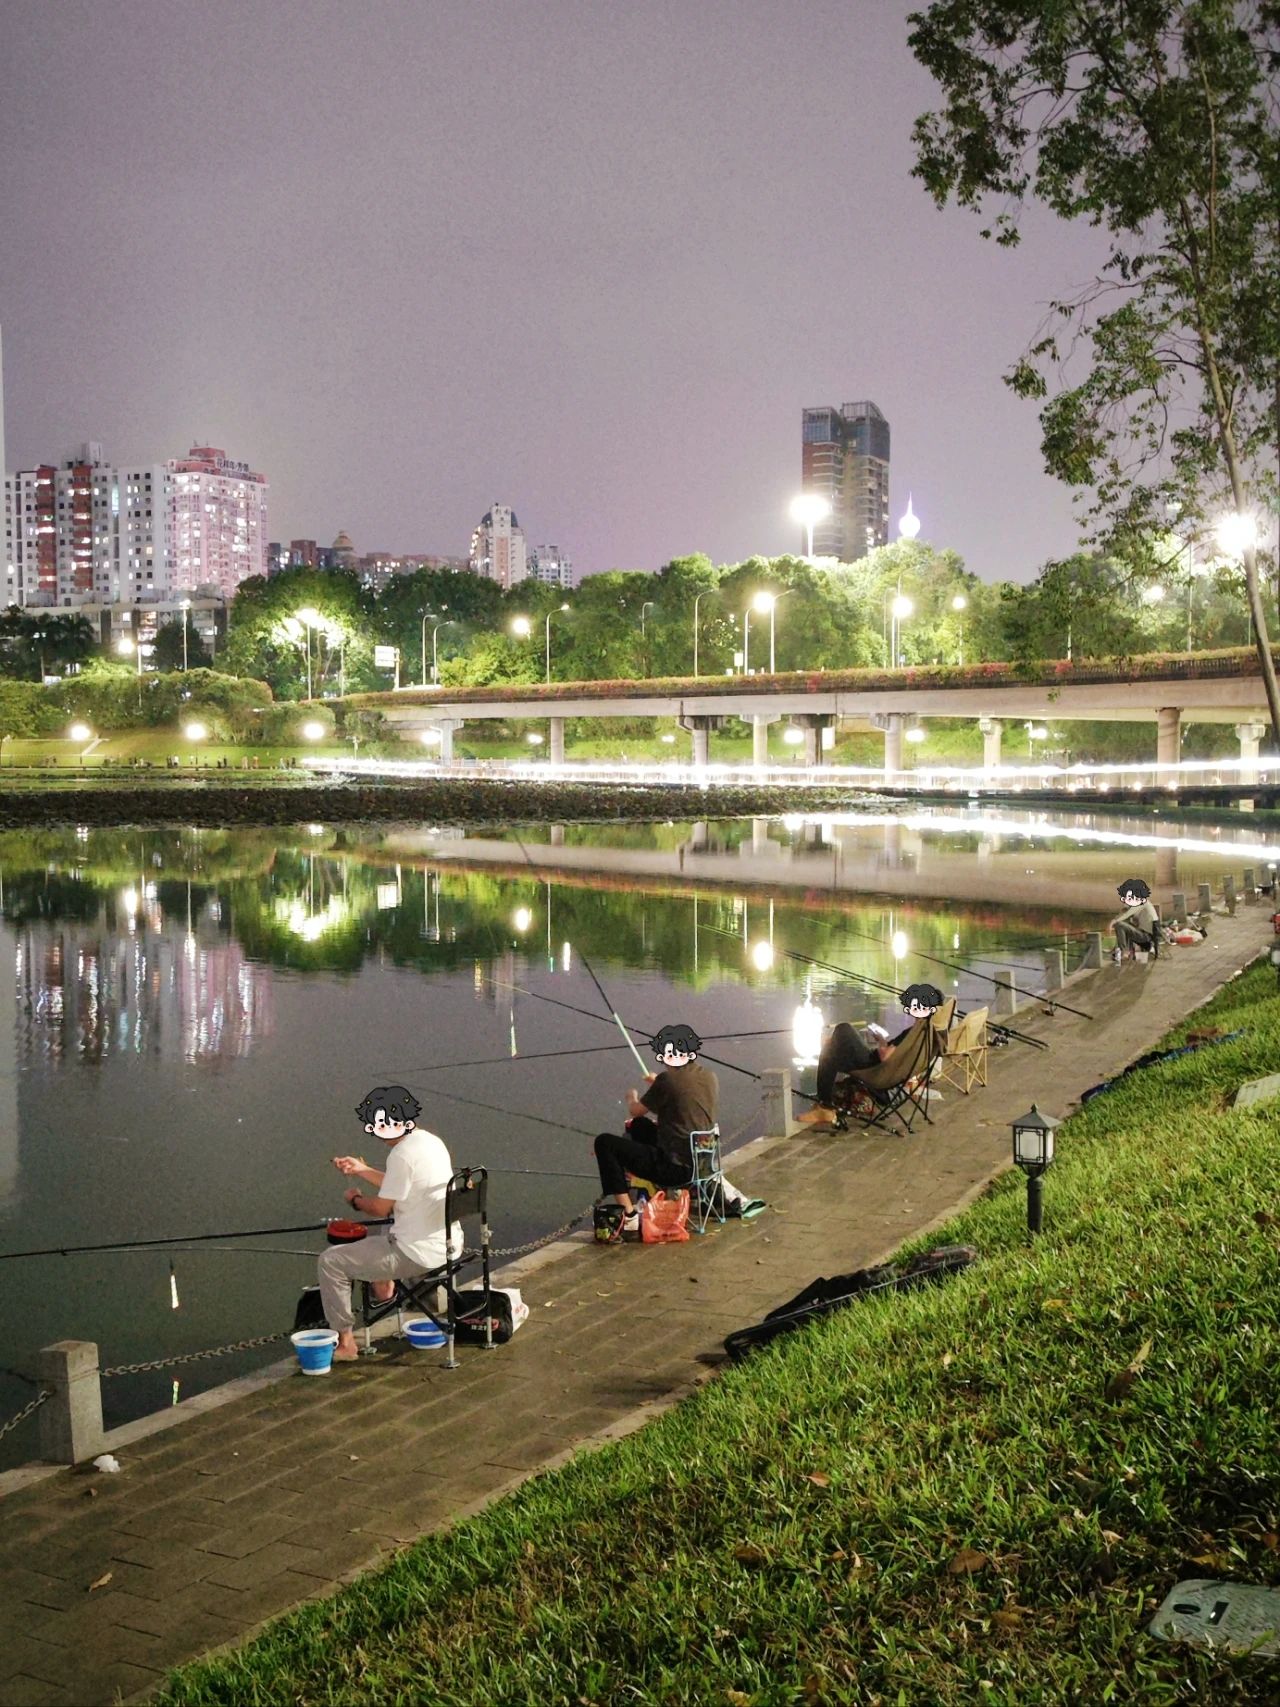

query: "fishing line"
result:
(423, 1082), (597, 1137)
(0, 1219), (391, 1263)
(381, 1027), (793, 1081)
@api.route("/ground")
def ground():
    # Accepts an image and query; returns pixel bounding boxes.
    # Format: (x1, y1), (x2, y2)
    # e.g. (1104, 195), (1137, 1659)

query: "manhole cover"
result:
(1150, 1579), (1280, 1657)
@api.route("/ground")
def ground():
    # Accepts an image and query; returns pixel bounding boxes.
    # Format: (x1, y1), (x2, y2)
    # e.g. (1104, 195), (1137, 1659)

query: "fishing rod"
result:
(778, 944), (1051, 1053)
(424, 1083), (596, 1137)
(578, 950), (762, 1084)
(384, 1027), (794, 1080)
(0, 1217), (391, 1263)
(804, 916), (1094, 1022)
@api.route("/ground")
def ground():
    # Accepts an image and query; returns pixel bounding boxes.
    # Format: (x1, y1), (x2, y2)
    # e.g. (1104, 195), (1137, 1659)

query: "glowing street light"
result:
(510, 615), (533, 639)
(300, 719), (326, 742)
(889, 591), (914, 669)
(512, 907), (533, 934)
(1215, 511), (1259, 559)
(751, 588), (793, 674)
(1141, 583), (1166, 605)
(182, 721), (208, 743)
(68, 722), (92, 743)
(790, 492), (832, 560)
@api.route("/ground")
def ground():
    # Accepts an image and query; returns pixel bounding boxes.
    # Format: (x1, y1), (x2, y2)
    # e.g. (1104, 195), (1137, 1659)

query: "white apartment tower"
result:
(469, 503), (527, 590)
(3, 442), (268, 608)
(527, 544), (574, 590)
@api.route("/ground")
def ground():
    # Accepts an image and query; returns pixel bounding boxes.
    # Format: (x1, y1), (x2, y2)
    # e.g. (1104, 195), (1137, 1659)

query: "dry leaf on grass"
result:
(733, 1544), (768, 1567)
(990, 1608), (1025, 1630)
(942, 1352), (954, 1368)
(1105, 1338), (1153, 1402)
(806, 1472), (830, 1488)
(87, 1572), (112, 1592)
(947, 1548), (990, 1575)
(726, 1692), (753, 1705)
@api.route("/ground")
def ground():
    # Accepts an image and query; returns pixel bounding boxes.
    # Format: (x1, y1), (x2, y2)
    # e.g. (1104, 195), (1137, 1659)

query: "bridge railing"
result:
(341, 647), (1261, 709)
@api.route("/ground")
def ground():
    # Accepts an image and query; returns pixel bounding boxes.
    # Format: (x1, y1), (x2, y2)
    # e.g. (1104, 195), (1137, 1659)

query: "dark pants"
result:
(594, 1131), (692, 1199)
(816, 1023), (880, 1104)
(1114, 919), (1152, 953)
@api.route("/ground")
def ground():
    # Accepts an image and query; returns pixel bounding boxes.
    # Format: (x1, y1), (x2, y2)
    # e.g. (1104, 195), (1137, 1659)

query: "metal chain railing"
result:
(102, 1329), (290, 1379)
(1, 1388), (51, 1440)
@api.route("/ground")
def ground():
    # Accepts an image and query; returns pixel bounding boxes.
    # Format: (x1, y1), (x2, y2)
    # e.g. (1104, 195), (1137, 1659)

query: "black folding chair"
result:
(832, 1005), (951, 1137)
(359, 1166), (493, 1369)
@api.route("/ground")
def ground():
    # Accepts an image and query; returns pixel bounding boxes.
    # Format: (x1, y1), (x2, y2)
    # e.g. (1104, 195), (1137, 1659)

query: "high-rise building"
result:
(799, 400), (890, 560)
(527, 544), (574, 590)
(167, 445), (268, 598)
(469, 504), (527, 590)
(289, 539), (318, 568)
(4, 441), (268, 609)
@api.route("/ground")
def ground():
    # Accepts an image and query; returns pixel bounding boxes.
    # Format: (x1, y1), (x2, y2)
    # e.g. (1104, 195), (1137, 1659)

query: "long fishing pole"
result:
(578, 951), (656, 1076)
(0, 1217), (391, 1263)
(383, 1028), (793, 1080)
(424, 1083), (596, 1137)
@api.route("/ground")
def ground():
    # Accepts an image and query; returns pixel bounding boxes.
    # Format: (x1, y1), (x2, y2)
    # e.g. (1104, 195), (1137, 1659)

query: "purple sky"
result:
(0, 0), (1104, 582)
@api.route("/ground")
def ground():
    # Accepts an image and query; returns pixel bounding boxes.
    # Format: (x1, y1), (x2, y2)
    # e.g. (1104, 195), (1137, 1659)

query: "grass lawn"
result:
(157, 962), (1280, 1706)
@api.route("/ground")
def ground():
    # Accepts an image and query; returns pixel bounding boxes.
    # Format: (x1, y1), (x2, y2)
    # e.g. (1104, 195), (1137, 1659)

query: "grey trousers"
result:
(317, 1234), (430, 1333)
(1114, 919), (1152, 953)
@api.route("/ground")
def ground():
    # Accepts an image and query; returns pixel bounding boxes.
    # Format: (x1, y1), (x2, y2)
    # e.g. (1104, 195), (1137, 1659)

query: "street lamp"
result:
(300, 719), (326, 742)
(790, 493), (832, 560)
(180, 598), (191, 670)
(751, 589), (793, 674)
(295, 607), (324, 700)
(1011, 1104), (1059, 1236)
(1215, 511), (1259, 559)
(544, 603), (570, 684)
(182, 721), (207, 743)
(951, 593), (968, 665)
(890, 592), (913, 669)
(423, 615), (457, 686)
(692, 589), (716, 678)
(640, 601), (655, 639)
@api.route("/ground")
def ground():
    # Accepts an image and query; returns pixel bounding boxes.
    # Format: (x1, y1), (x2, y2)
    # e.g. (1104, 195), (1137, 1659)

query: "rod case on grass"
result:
(723, 1244), (978, 1361)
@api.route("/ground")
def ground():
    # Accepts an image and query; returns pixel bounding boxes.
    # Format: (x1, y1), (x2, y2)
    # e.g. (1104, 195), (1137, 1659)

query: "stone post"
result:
(1235, 721), (1267, 787)
(978, 717), (1002, 772)
(549, 716), (566, 765)
(1043, 949), (1064, 992)
(993, 970), (1019, 1015)
(1156, 706), (1181, 770)
(1082, 932), (1105, 969)
(761, 1067), (800, 1138)
(549, 824), (565, 847)
(1197, 882), (1212, 918)
(1171, 890), (1187, 925)
(1243, 868), (1257, 902)
(1223, 873), (1237, 916)
(37, 1341), (105, 1466)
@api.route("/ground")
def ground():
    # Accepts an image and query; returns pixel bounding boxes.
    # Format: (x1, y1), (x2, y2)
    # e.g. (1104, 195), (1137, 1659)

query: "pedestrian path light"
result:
(1011, 1104), (1059, 1236)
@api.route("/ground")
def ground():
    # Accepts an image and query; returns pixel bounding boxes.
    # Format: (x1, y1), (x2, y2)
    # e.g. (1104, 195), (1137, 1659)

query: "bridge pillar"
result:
(679, 716), (721, 767)
(978, 717), (1002, 772)
(869, 712), (903, 776)
(751, 713), (780, 768)
(790, 714), (833, 768)
(1235, 720), (1267, 785)
(1156, 706), (1181, 769)
(549, 716), (566, 765)
(429, 718), (462, 763)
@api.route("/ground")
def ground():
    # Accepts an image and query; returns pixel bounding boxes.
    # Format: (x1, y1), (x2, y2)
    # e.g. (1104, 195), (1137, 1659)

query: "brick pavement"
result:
(0, 905), (1269, 1706)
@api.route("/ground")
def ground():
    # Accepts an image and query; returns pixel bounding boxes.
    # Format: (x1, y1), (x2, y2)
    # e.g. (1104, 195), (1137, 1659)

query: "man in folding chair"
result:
(322, 1085), (459, 1362)
(800, 985), (945, 1127)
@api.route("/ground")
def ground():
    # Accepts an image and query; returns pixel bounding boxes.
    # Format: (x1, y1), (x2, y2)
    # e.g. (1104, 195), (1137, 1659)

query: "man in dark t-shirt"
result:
(593, 1023), (718, 1236)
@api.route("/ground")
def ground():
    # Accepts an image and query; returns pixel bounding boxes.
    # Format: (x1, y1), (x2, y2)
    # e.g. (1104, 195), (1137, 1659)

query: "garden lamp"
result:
(1011, 1104), (1059, 1236)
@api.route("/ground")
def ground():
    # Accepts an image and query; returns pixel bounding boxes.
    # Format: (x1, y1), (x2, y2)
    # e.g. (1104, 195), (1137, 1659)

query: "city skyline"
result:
(0, 2), (1095, 584)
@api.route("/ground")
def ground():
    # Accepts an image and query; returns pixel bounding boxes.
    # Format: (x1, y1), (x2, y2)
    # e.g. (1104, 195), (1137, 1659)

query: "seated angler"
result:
(1110, 877), (1159, 962)
(799, 984), (945, 1126)
(321, 1085), (459, 1362)
(593, 1024), (717, 1238)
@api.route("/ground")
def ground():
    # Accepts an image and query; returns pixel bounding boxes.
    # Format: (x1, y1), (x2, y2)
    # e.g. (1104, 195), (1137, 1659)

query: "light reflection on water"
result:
(0, 807), (1271, 1459)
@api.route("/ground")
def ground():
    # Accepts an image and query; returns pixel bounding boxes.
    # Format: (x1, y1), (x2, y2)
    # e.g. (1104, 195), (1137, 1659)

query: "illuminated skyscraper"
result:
(799, 400), (890, 561)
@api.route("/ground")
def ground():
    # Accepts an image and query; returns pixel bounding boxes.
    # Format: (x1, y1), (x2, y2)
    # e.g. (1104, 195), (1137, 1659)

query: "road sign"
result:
(373, 646), (398, 669)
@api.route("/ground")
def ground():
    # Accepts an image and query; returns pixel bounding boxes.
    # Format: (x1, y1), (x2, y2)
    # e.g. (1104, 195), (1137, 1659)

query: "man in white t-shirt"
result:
(320, 1085), (458, 1362)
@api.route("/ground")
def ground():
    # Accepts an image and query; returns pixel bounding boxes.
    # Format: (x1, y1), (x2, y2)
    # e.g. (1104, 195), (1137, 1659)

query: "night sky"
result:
(0, 0), (1104, 582)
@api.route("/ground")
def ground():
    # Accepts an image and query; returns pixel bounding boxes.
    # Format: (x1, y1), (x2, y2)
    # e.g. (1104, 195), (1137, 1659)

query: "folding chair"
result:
(935, 1005), (989, 1094)
(688, 1127), (724, 1235)
(359, 1167), (493, 1369)
(832, 1006), (949, 1136)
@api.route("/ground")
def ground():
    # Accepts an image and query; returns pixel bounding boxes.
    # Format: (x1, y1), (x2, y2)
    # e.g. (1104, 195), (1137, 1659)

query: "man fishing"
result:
(1110, 878), (1160, 962)
(321, 1085), (459, 1361)
(799, 983), (946, 1127)
(593, 1023), (716, 1238)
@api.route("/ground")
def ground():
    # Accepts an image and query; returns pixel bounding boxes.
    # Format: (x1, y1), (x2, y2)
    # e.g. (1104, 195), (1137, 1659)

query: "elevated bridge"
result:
(341, 649), (1271, 773)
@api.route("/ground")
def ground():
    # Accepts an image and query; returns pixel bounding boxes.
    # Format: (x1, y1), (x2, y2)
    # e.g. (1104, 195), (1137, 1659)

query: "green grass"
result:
(158, 963), (1280, 1706)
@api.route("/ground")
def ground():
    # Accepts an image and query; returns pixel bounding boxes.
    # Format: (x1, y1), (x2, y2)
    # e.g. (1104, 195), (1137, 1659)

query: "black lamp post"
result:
(1270, 944), (1280, 990)
(1012, 1104), (1059, 1236)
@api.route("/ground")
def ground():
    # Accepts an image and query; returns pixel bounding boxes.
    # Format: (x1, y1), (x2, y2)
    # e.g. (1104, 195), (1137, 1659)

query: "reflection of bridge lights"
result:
(749, 940), (774, 971)
(891, 930), (909, 959)
(512, 907), (532, 933)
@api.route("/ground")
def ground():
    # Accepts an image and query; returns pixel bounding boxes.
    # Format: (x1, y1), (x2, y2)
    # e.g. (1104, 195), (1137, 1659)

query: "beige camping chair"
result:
(935, 1005), (989, 1094)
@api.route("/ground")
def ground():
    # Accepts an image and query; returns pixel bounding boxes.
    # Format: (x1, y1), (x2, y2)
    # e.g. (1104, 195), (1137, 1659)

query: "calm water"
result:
(1, 806), (1275, 1464)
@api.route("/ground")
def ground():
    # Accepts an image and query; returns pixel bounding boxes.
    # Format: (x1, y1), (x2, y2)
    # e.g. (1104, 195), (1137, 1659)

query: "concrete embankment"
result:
(0, 902), (1270, 1706)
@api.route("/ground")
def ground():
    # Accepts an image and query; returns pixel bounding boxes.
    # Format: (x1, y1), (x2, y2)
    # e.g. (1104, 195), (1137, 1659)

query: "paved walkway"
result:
(0, 906), (1269, 1706)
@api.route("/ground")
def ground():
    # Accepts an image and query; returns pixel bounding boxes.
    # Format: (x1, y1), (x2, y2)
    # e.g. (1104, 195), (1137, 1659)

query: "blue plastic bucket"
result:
(291, 1329), (338, 1375)
(404, 1319), (447, 1349)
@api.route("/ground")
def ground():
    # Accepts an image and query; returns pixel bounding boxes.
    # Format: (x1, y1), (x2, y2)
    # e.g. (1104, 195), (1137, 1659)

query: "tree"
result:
(222, 568), (371, 700)
(151, 619), (212, 672)
(1000, 553), (1148, 662)
(0, 609), (98, 680)
(910, 0), (1280, 742)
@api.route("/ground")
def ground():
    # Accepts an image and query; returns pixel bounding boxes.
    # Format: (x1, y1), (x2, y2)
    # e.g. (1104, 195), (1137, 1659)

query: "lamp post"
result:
(296, 607), (324, 700)
(751, 589), (793, 674)
(1025, 721), (1048, 764)
(692, 589), (715, 678)
(116, 636), (143, 709)
(424, 616), (456, 686)
(542, 600), (570, 679)
(640, 601), (655, 640)
(180, 598), (191, 671)
(890, 592), (913, 669)
(951, 593), (968, 665)
(790, 493), (832, 560)
(1011, 1104), (1059, 1235)
(68, 722), (93, 771)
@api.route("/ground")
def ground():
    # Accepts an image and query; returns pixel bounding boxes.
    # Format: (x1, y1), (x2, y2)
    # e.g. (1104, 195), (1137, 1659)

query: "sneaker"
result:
(620, 1209), (642, 1240)
(1112, 947), (1123, 965)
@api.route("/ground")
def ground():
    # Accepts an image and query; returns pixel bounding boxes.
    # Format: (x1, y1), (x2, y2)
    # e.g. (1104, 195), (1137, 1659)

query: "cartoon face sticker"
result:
(354, 1084), (422, 1143)
(900, 983), (945, 1020)
(1117, 877), (1151, 908)
(649, 1023), (703, 1069)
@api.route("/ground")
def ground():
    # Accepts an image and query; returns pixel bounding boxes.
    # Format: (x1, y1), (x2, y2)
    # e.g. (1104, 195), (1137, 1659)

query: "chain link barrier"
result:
(102, 1329), (290, 1379)
(0, 1388), (50, 1440)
